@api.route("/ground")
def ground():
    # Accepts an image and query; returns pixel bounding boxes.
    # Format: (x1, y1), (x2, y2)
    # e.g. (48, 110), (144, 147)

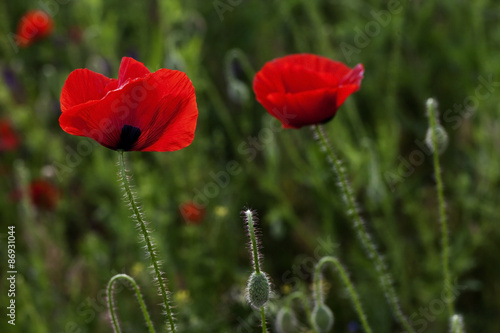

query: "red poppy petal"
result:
(253, 54), (352, 100)
(118, 57), (151, 87)
(266, 89), (338, 128)
(340, 63), (364, 86)
(336, 64), (364, 108)
(60, 69), (117, 112)
(139, 93), (198, 151)
(278, 54), (352, 86)
(59, 98), (121, 149)
(59, 69), (197, 151)
(134, 70), (198, 151)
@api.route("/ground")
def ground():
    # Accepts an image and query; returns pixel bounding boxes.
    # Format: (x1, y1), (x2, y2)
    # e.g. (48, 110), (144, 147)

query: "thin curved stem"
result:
(314, 256), (373, 333)
(260, 307), (268, 333)
(118, 151), (176, 332)
(427, 101), (454, 317)
(313, 124), (415, 333)
(107, 274), (156, 333)
(285, 291), (317, 333)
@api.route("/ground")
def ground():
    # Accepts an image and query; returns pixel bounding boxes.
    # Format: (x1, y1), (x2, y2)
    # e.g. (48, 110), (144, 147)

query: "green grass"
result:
(1, 0), (500, 332)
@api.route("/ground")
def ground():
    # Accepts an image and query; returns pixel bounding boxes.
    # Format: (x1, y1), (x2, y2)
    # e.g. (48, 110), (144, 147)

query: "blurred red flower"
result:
(253, 54), (364, 129)
(16, 10), (54, 48)
(0, 119), (20, 152)
(59, 57), (198, 152)
(179, 201), (205, 225)
(30, 180), (59, 211)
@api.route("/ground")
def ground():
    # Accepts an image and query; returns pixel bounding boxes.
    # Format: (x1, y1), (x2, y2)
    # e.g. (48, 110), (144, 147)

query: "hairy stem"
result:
(427, 101), (454, 317)
(314, 256), (373, 333)
(118, 151), (176, 332)
(313, 124), (415, 333)
(260, 307), (268, 333)
(107, 274), (156, 333)
(245, 209), (261, 274)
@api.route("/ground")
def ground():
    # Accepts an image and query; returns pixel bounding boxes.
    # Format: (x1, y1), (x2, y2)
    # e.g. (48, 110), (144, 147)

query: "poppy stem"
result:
(107, 274), (156, 333)
(313, 124), (416, 333)
(426, 99), (454, 318)
(314, 256), (373, 333)
(244, 209), (270, 333)
(260, 307), (268, 333)
(118, 151), (176, 333)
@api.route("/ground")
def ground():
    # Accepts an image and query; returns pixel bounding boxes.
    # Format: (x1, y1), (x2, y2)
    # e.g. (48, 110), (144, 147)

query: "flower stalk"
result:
(107, 274), (156, 333)
(118, 151), (176, 332)
(313, 124), (415, 333)
(426, 98), (454, 318)
(244, 209), (271, 333)
(314, 256), (373, 333)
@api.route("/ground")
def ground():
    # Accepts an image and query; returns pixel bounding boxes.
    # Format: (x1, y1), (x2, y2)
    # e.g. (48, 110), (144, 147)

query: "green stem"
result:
(314, 256), (373, 333)
(285, 291), (317, 333)
(245, 210), (261, 274)
(313, 124), (415, 333)
(260, 307), (268, 333)
(118, 151), (176, 332)
(107, 274), (156, 333)
(427, 101), (454, 317)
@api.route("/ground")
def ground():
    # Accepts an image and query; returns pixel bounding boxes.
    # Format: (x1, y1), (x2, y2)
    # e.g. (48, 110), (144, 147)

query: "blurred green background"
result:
(1, 0), (499, 332)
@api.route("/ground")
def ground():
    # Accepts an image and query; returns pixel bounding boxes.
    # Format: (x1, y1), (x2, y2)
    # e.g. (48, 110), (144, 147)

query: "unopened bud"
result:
(246, 272), (270, 308)
(425, 124), (448, 154)
(275, 307), (298, 333)
(311, 303), (334, 333)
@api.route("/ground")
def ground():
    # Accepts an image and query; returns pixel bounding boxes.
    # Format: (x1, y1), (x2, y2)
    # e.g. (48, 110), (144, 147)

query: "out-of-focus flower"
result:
(174, 290), (190, 304)
(253, 54), (364, 129)
(16, 10), (54, 48)
(179, 201), (205, 224)
(214, 205), (228, 218)
(0, 119), (20, 152)
(30, 179), (59, 211)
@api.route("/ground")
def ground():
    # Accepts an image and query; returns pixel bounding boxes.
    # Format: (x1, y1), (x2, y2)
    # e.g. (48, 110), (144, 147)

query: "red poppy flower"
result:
(253, 54), (364, 129)
(30, 180), (59, 211)
(16, 10), (54, 48)
(179, 201), (205, 224)
(59, 57), (198, 152)
(0, 119), (20, 152)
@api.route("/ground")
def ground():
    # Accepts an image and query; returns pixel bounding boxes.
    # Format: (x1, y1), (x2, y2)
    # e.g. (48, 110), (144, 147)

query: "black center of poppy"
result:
(116, 124), (141, 151)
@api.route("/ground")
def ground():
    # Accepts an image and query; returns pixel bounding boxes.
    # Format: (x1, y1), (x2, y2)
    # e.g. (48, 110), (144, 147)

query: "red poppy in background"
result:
(179, 201), (205, 225)
(30, 180), (59, 211)
(59, 57), (198, 152)
(253, 54), (364, 129)
(16, 10), (54, 48)
(0, 119), (20, 152)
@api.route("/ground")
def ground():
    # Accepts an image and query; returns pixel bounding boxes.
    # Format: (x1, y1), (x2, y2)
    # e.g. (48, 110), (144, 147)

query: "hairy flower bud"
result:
(246, 272), (270, 308)
(311, 303), (334, 333)
(425, 124), (448, 154)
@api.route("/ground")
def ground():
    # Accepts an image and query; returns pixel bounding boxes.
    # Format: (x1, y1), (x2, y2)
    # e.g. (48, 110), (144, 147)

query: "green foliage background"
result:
(1, 0), (499, 332)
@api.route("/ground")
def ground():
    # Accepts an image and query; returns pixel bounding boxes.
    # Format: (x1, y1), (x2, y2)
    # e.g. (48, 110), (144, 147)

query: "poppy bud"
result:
(425, 124), (448, 154)
(450, 314), (466, 333)
(275, 307), (298, 333)
(425, 98), (448, 154)
(311, 303), (334, 333)
(246, 272), (270, 309)
(227, 79), (250, 104)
